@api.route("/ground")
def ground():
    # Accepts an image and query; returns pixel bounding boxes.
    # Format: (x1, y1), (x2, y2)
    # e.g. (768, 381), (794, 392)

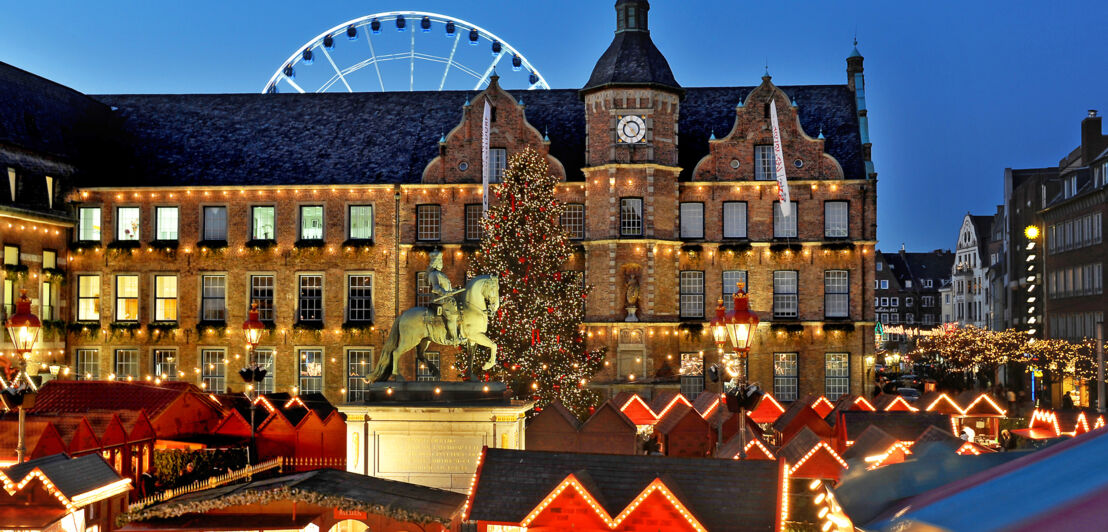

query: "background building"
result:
(951, 213), (993, 329)
(0, 0), (877, 405)
(874, 247), (953, 351)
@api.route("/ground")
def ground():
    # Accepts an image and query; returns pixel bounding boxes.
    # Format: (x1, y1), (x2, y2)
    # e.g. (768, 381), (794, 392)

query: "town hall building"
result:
(0, 0), (877, 406)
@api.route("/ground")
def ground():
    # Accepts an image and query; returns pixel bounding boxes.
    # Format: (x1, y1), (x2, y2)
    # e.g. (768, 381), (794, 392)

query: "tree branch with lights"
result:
(911, 326), (1100, 382)
(467, 147), (605, 418)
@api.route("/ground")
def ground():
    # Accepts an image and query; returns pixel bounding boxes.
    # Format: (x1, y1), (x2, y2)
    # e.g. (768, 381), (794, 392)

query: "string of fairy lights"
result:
(911, 325), (1101, 381)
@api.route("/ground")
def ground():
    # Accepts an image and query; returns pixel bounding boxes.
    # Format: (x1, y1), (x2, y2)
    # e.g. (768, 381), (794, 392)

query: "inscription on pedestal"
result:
(377, 433), (486, 474)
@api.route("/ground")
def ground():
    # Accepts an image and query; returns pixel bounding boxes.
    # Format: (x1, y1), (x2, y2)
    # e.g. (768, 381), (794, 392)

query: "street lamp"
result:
(238, 302), (266, 465)
(5, 290), (41, 463)
(714, 282), (761, 458)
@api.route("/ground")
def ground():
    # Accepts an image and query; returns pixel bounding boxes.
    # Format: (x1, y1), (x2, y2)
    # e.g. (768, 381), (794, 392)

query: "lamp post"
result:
(5, 290), (41, 463)
(239, 302), (266, 465)
(711, 282), (759, 458)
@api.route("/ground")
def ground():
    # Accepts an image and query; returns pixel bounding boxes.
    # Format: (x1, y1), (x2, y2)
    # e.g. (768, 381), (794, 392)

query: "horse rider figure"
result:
(426, 250), (466, 345)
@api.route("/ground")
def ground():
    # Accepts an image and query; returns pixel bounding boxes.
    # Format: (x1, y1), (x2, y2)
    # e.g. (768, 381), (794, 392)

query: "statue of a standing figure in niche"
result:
(625, 271), (640, 322)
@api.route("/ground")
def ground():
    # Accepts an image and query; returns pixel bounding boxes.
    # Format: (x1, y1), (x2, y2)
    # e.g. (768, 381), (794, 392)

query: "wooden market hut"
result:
(779, 427), (848, 482)
(772, 402), (833, 446)
(525, 400), (581, 452)
(654, 402), (712, 457)
(577, 400), (638, 455)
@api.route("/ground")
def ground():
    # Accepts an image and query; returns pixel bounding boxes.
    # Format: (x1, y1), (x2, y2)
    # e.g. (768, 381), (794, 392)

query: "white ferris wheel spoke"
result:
(365, 27), (386, 92)
(439, 31), (461, 92)
(474, 51), (506, 91)
(282, 76), (307, 94)
(320, 46), (353, 93)
(409, 24), (416, 92)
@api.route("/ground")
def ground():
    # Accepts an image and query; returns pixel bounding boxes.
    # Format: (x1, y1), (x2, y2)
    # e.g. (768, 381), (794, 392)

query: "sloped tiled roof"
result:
(2, 453), (126, 501)
(468, 448), (780, 531)
(778, 426), (825, 465)
(29, 381), (218, 419)
(842, 425), (899, 461)
(841, 411), (952, 442)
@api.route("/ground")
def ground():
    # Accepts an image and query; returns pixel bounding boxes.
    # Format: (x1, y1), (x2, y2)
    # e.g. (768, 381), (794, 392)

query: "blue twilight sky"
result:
(2, 1), (1106, 251)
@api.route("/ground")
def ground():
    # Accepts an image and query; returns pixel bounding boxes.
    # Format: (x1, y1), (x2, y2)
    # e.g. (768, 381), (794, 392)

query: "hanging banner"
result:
(769, 100), (791, 217)
(482, 98), (491, 214)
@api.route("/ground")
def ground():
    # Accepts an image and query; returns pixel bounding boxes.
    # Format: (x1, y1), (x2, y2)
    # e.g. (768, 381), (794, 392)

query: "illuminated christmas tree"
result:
(468, 147), (605, 418)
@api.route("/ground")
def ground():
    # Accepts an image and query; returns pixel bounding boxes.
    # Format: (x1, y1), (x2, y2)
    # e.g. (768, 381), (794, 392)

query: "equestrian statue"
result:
(369, 250), (500, 382)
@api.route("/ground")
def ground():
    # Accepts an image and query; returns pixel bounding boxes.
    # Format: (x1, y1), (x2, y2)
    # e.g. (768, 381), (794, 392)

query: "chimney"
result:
(1082, 109), (1105, 164)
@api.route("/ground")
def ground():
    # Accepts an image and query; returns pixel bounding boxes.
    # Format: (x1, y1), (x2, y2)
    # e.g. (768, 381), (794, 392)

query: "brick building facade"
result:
(1, 0), (877, 406)
(874, 248), (953, 351)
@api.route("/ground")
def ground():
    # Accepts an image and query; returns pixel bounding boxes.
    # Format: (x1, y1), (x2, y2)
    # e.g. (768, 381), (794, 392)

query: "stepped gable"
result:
(468, 447), (780, 531)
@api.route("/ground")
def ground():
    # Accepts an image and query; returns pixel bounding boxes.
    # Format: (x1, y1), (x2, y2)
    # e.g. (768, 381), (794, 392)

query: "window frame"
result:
(346, 272), (374, 323)
(114, 274), (139, 323)
(253, 348), (276, 393)
(202, 205), (228, 242)
(773, 201), (799, 238)
(299, 348), (324, 393)
(153, 274), (178, 322)
(297, 273), (324, 323)
(115, 206), (141, 242)
(489, 148), (507, 183)
(561, 203), (585, 240)
(2, 245), (18, 266)
(824, 201), (849, 238)
(773, 352), (799, 402)
(75, 349), (99, 380)
(722, 270), (749, 302)
(154, 206), (179, 241)
(417, 351), (441, 381)
(200, 274), (227, 322)
(619, 197), (644, 237)
(679, 201), (705, 240)
(298, 205), (324, 241)
(347, 348), (374, 401)
(77, 274), (100, 321)
(722, 201), (748, 239)
(824, 270), (850, 319)
(251, 205), (276, 241)
(679, 270), (705, 319)
(464, 203), (484, 242)
(114, 348), (139, 380)
(824, 353), (850, 399)
(416, 204), (442, 242)
(78, 206), (102, 242)
(754, 145), (775, 180)
(200, 349), (226, 392)
(249, 274), (276, 323)
(415, 272), (433, 307)
(153, 348), (177, 381)
(773, 270), (799, 319)
(347, 205), (374, 241)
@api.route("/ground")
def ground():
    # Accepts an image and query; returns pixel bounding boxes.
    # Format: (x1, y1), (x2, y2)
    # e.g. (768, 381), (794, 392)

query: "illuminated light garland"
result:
(850, 396), (876, 412)
(787, 442), (849, 476)
(654, 394), (694, 420)
(960, 393), (1007, 417)
(923, 393), (963, 414)
(862, 441), (911, 469)
(778, 461), (793, 532)
(881, 395), (919, 413)
(809, 396), (835, 417)
(955, 442), (982, 456)
(1028, 409), (1061, 437)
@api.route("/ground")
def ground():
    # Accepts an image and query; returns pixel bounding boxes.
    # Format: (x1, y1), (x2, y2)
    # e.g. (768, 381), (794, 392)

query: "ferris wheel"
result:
(262, 11), (551, 94)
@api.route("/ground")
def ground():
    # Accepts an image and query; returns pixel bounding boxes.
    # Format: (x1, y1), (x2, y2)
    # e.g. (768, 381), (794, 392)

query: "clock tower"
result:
(581, 0), (682, 167)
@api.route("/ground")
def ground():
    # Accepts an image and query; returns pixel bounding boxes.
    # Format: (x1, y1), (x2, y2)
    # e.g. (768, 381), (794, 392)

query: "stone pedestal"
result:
(340, 390), (533, 492)
(625, 305), (639, 321)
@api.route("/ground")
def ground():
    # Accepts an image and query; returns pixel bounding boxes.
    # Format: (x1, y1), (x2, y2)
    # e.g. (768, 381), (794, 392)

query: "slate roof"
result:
(582, 30), (680, 94)
(652, 402), (698, 435)
(970, 215), (994, 261)
(840, 411), (952, 442)
(2, 453), (125, 501)
(773, 400), (818, 433)
(137, 467), (465, 525)
(468, 448), (780, 531)
(87, 84), (864, 187)
(913, 425), (963, 448)
(715, 425), (773, 459)
(880, 251), (955, 289)
(778, 426), (825, 464)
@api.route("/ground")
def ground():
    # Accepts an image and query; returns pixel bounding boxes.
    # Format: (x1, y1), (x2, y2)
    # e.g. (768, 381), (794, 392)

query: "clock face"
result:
(617, 115), (647, 144)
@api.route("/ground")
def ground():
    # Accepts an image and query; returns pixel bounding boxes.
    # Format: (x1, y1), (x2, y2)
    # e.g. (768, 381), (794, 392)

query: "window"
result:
(417, 351), (440, 381)
(722, 202), (747, 239)
(490, 148), (507, 183)
(76, 349), (99, 380)
(923, 314), (935, 325)
(78, 207), (101, 241)
(252, 206), (275, 240)
(618, 348), (648, 379)
(298, 274), (323, 322)
(679, 202), (704, 239)
(201, 275), (226, 322)
(203, 206), (228, 241)
(679, 352), (704, 400)
(347, 349), (374, 401)
(114, 349), (138, 380)
(116, 207), (140, 241)
(891, 297), (899, 307)
(42, 250), (56, 269)
(879, 297), (889, 307)
(465, 204), (484, 241)
(889, 313), (900, 324)
(154, 275), (177, 322)
(41, 281), (54, 320)
(300, 205), (323, 240)
(773, 353), (798, 401)
(250, 275), (275, 322)
(2, 245), (16, 265)
(253, 348), (275, 393)
(348, 205), (373, 240)
(773, 202), (798, 238)
(77, 275), (100, 321)
(773, 271), (798, 318)
(923, 279), (933, 288)
(679, 271), (704, 318)
(825, 353), (849, 399)
(114, 275), (139, 322)
(153, 349), (177, 380)
(347, 274), (373, 322)
(876, 261), (883, 271)
(905, 296), (914, 307)
(880, 280), (889, 289)
(416, 205), (441, 241)
(906, 313), (915, 324)
(298, 349), (323, 393)
(561, 203), (585, 240)
(825, 201), (848, 238)
(155, 207), (178, 241)
(824, 270), (849, 318)
(415, 272), (433, 307)
(922, 296), (935, 307)
(755, 145), (775, 180)
(201, 349), (226, 392)
(722, 271), (748, 301)
(620, 198), (643, 237)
